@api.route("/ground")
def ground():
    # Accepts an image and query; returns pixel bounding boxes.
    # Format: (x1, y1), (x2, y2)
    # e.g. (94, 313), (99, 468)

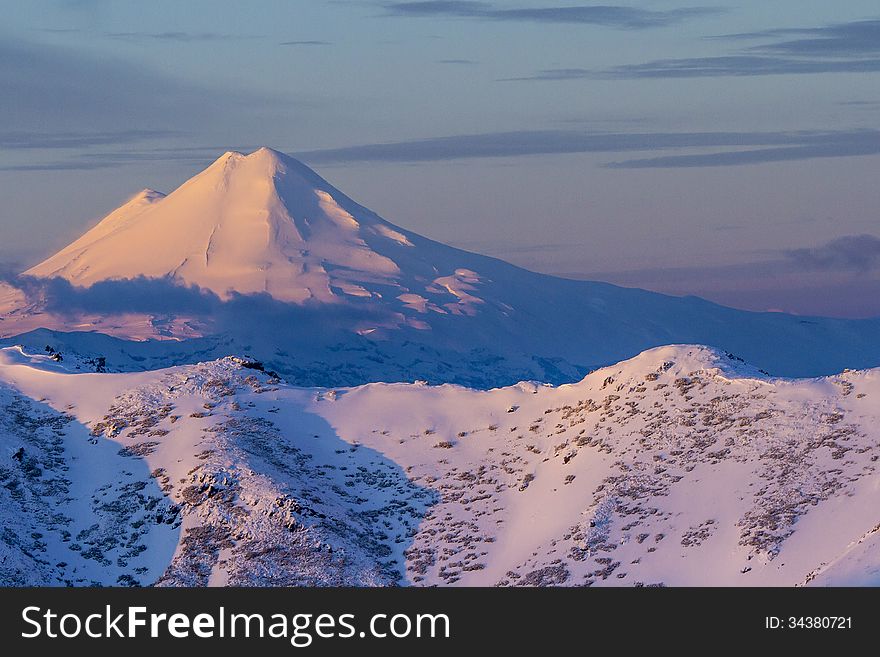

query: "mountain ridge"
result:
(3, 342), (879, 586)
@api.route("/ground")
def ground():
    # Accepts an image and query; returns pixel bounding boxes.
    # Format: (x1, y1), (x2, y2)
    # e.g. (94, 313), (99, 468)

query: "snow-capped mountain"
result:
(2, 343), (878, 586)
(26, 148), (431, 304)
(2, 147), (880, 386)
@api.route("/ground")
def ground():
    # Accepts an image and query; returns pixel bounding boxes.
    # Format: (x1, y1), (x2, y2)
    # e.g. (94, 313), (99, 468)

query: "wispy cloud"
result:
(297, 128), (880, 167)
(786, 235), (880, 272)
(279, 40), (332, 46)
(606, 130), (880, 167)
(0, 130), (179, 151)
(0, 38), (254, 135)
(8, 129), (880, 171)
(838, 99), (880, 107)
(436, 58), (477, 65)
(105, 31), (255, 42)
(0, 145), (257, 172)
(382, 2), (723, 29)
(499, 68), (591, 81)
(3, 275), (391, 329)
(721, 18), (880, 58)
(35, 27), (81, 34)
(0, 38), (296, 172)
(507, 18), (880, 79)
(0, 161), (131, 172)
(7, 275), (222, 315)
(35, 26), (263, 43)
(601, 56), (880, 79)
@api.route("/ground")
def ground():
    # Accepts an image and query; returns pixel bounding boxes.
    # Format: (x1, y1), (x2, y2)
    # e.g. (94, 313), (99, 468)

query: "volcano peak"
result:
(24, 148), (427, 303)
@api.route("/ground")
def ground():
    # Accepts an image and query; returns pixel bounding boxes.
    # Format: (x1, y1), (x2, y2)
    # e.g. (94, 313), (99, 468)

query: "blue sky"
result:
(2, 0), (880, 316)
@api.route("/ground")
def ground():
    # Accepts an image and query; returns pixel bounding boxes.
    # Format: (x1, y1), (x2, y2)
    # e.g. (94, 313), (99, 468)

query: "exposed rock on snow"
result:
(3, 344), (880, 586)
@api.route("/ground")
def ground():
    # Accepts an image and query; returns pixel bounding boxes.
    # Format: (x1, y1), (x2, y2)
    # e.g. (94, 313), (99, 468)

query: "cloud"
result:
(9, 129), (880, 171)
(2, 275), (392, 333)
(436, 58), (477, 65)
(34, 27), (263, 43)
(499, 68), (592, 81)
(0, 161), (132, 172)
(0, 37), (288, 140)
(721, 18), (880, 58)
(506, 56), (880, 80)
(507, 18), (880, 79)
(105, 31), (254, 42)
(384, 1), (488, 17)
(34, 27), (82, 34)
(382, 2), (722, 29)
(605, 131), (880, 167)
(838, 99), (880, 107)
(786, 235), (880, 273)
(0, 130), (179, 151)
(297, 128), (880, 166)
(0, 38), (299, 172)
(600, 56), (880, 79)
(0, 145), (263, 172)
(279, 40), (332, 46)
(10, 275), (221, 315)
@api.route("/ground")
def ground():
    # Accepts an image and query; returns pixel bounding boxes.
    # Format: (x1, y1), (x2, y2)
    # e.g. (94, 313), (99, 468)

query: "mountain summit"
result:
(27, 147), (435, 304)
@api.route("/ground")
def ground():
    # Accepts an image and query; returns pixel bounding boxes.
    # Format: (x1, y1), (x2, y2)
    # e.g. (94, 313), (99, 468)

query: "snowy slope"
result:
(29, 188), (166, 280)
(0, 347), (178, 585)
(3, 343), (880, 586)
(2, 147), (879, 384)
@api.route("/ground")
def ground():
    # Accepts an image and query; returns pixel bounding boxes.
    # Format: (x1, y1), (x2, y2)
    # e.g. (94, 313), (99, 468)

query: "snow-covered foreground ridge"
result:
(3, 343), (880, 586)
(3, 146), (880, 384)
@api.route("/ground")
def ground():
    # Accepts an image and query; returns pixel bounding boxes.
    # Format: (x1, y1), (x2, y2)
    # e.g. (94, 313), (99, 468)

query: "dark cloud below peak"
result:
(1, 275), (392, 332)
(382, 2), (723, 29)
